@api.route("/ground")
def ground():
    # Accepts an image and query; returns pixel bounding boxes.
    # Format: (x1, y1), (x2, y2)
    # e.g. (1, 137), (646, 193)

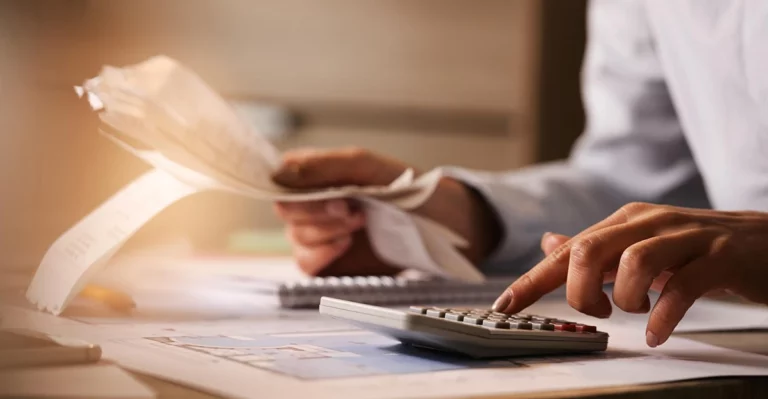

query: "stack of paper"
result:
(26, 56), (482, 316)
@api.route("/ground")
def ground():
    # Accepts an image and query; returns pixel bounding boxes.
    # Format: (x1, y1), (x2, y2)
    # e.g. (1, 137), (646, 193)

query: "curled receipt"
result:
(27, 56), (483, 315)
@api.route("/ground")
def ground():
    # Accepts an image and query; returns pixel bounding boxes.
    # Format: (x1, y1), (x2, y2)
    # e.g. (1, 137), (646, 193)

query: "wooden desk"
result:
(131, 331), (768, 399)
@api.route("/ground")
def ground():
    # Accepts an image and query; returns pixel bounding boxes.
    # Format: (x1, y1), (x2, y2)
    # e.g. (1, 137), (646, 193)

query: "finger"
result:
(649, 271), (674, 292)
(293, 237), (352, 275)
(495, 208), (640, 314)
(273, 147), (408, 189)
(564, 209), (702, 318)
(603, 269), (618, 284)
(541, 232), (571, 256)
(646, 257), (723, 347)
(275, 200), (357, 223)
(613, 229), (717, 313)
(566, 220), (665, 318)
(317, 230), (402, 277)
(286, 216), (365, 246)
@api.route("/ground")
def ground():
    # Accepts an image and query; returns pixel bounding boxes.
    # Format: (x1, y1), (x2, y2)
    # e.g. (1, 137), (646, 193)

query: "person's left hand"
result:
(492, 202), (768, 347)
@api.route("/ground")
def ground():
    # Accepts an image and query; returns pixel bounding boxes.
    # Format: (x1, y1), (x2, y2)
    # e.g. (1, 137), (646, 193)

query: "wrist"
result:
(419, 177), (503, 266)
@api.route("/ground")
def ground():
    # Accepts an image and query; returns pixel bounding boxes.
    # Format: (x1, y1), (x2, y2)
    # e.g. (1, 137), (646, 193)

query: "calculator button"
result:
(463, 316), (485, 325)
(516, 314), (533, 320)
(482, 320), (511, 329)
(426, 309), (446, 318)
(575, 324), (597, 333)
(510, 322), (533, 330)
(531, 323), (555, 331)
(554, 323), (577, 332)
(445, 313), (465, 322)
(490, 312), (508, 318)
(409, 306), (428, 314)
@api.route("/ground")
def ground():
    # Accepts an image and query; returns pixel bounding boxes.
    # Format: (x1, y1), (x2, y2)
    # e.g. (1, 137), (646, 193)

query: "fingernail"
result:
(492, 291), (512, 312)
(543, 232), (553, 239)
(326, 200), (349, 218)
(646, 330), (659, 348)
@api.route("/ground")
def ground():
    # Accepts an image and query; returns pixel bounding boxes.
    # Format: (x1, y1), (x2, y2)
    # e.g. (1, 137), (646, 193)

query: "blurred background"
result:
(0, 0), (587, 268)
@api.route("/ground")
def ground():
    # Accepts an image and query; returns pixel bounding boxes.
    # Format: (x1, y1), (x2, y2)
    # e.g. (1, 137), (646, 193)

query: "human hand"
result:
(493, 202), (768, 347)
(272, 147), (501, 276)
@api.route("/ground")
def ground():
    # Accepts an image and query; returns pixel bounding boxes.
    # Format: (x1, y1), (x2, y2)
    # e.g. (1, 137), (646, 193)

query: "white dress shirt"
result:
(447, 0), (768, 274)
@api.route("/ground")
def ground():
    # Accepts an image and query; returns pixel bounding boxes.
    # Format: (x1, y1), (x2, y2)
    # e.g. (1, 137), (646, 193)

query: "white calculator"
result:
(320, 297), (609, 358)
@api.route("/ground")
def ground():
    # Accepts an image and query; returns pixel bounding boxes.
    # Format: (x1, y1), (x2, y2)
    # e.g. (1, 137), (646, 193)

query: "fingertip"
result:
(646, 330), (659, 348)
(571, 292), (613, 318)
(595, 293), (614, 318)
(492, 290), (513, 313)
(272, 161), (303, 187)
(541, 232), (570, 256)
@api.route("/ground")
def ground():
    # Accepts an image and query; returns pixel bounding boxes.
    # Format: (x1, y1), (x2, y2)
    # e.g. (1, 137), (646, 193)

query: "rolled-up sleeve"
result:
(444, 0), (709, 275)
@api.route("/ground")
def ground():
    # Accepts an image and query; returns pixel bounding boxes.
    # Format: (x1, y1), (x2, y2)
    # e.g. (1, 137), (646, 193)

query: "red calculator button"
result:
(575, 324), (597, 333)
(554, 323), (576, 332)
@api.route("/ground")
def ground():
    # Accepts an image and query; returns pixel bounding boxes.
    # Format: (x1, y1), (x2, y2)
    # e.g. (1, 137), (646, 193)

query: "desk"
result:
(130, 331), (768, 399)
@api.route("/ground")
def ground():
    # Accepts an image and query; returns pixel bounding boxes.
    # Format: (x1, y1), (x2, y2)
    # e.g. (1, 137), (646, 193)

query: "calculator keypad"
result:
(409, 306), (598, 333)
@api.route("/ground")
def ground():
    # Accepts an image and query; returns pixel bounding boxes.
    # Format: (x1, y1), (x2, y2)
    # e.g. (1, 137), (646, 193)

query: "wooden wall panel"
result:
(0, 0), (542, 264)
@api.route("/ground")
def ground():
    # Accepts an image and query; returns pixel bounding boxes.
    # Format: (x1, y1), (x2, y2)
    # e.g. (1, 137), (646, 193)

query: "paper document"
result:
(1, 302), (767, 399)
(28, 56), (481, 315)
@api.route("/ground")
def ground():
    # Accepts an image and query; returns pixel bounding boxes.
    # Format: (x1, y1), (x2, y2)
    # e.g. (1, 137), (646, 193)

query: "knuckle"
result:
(709, 233), (735, 256)
(652, 208), (687, 226)
(547, 241), (571, 262)
(622, 201), (648, 212)
(619, 245), (651, 273)
(570, 237), (599, 268)
(620, 202), (650, 218)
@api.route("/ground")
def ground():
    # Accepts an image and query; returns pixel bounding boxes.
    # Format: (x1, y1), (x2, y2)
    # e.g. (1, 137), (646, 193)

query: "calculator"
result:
(319, 297), (609, 358)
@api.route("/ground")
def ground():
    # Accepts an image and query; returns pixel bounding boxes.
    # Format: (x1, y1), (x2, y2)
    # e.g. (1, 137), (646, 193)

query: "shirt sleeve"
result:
(445, 0), (709, 275)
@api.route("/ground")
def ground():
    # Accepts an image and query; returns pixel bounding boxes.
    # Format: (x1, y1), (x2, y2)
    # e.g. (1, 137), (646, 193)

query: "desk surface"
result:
(131, 331), (768, 399)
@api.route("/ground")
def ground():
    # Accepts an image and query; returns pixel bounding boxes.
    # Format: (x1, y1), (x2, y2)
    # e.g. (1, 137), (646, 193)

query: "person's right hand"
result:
(272, 147), (502, 276)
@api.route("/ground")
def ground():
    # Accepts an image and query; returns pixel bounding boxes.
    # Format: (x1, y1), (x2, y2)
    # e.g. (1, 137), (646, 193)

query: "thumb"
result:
(272, 147), (408, 189)
(541, 232), (570, 256)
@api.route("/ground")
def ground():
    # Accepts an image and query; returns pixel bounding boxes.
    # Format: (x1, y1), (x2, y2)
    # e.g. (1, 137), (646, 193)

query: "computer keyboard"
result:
(320, 297), (609, 358)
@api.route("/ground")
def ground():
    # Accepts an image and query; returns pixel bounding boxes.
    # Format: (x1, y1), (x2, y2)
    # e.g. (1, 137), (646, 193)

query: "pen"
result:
(79, 285), (136, 312)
